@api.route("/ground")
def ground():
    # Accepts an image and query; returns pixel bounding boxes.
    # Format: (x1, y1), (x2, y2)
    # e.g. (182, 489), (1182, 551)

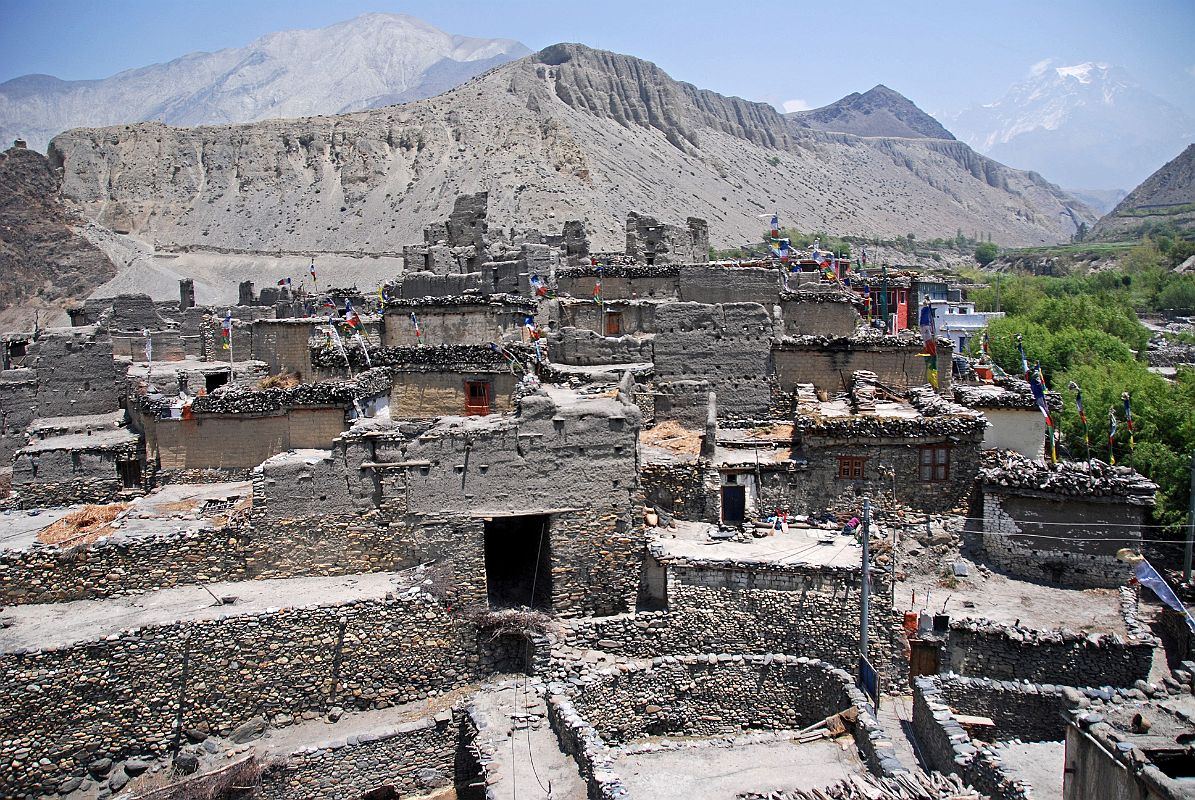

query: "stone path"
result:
(876, 695), (927, 775)
(470, 681), (587, 800)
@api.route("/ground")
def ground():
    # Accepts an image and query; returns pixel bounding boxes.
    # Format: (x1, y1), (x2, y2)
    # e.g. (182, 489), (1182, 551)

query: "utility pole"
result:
(1185, 450), (1195, 583)
(861, 496), (871, 659)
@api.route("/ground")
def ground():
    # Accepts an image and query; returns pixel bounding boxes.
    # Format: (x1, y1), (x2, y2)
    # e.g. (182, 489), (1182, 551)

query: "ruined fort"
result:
(1, 194), (1192, 800)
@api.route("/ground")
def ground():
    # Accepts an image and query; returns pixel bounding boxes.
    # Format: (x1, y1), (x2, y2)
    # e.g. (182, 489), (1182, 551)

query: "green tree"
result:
(974, 242), (999, 266)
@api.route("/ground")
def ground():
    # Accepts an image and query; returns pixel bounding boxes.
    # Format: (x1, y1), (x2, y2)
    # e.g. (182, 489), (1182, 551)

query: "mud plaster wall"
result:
(147, 408), (346, 470)
(778, 299), (861, 338)
(653, 303), (774, 420)
(978, 491), (1141, 588)
(31, 329), (121, 417)
(0, 371), (38, 463)
(380, 306), (522, 348)
(389, 371), (517, 417)
(251, 322), (320, 378)
(679, 266), (779, 307)
(773, 344), (926, 394)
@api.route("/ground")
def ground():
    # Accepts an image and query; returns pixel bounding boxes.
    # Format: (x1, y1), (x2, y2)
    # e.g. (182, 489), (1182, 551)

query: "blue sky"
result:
(1, 0), (1193, 115)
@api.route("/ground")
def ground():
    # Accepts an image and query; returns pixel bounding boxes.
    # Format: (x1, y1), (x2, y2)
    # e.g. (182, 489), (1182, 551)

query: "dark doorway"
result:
(721, 484), (746, 523)
(484, 515), (551, 610)
(205, 370), (230, 392)
(116, 458), (142, 489)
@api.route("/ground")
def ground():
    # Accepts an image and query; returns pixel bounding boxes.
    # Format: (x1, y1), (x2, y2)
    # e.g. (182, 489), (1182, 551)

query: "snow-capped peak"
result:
(1054, 62), (1110, 84)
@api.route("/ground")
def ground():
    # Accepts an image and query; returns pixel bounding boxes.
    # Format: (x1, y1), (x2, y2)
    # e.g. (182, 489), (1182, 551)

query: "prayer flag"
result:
(1122, 392), (1135, 450)
(309, 260), (317, 282)
(344, 300), (361, 330)
(1109, 408), (1118, 466)
(221, 310), (232, 351)
(410, 311), (423, 344)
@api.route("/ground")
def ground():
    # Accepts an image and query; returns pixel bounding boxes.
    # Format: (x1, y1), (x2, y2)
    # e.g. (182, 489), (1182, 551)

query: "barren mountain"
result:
(48, 43), (1094, 265)
(1091, 143), (1195, 240)
(0, 145), (116, 329)
(0, 13), (529, 152)
(788, 85), (955, 140)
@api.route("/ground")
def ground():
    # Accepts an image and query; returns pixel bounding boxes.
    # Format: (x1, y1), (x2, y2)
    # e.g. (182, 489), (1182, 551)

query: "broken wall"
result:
(31, 327), (121, 417)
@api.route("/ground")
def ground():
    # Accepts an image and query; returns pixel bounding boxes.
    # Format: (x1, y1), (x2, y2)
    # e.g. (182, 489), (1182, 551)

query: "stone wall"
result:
(561, 655), (905, 777)
(640, 461), (708, 519)
(0, 594), (480, 799)
(911, 677), (1033, 800)
(564, 554), (901, 685)
(976, 490), (1141, 588)
(259, 710), (465, 799)
(556, 266), (681, 302)
(941, 613), (1154, 687)
(791, 432), (983, 516)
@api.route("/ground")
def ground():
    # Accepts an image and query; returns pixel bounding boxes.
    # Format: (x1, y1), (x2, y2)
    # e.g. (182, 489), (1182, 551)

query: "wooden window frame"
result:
(605, 311), (623, 337)
(919, 445), (950, 482)
(837, 456), (867, 480)
(464, 379), (493, 416)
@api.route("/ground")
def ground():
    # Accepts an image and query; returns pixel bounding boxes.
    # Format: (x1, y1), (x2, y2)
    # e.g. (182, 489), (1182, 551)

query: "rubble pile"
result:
(779, 288), (866, 308)
(192, 370), (392, 413)
(980, 450), (1158, 503)
(381, 293), (535, 309)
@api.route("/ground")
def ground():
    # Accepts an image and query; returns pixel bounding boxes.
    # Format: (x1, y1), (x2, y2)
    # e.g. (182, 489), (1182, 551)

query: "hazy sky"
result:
(2, 0), (1193, 116)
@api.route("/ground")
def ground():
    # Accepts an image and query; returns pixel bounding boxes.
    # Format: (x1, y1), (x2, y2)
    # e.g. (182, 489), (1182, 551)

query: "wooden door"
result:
(465, 380), (492, 416)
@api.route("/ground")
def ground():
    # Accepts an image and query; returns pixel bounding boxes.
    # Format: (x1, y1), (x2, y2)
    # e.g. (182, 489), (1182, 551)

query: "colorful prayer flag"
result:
(410, 311), (423, 344)
(309, 260), (317, 282)
(1109, 408), (1118, 466)
(1122, 392), (1135, 451)
(221, 310), (232, 351)
(344, 300), (361, 330)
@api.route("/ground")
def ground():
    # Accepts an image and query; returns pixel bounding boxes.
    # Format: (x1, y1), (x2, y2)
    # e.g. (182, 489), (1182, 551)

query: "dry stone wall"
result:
(259, 710), (465, 800)
(0, 594), (480, 799)
(559, 655), (906, 778)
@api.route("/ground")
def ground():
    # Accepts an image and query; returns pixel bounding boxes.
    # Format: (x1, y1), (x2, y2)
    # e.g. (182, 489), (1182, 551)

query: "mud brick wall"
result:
(147, 407), (346, 470)
(549, 328), (654, 366)
(679, 266), (779, 306)
(259, 711), (465, 800)
(250, 320), (320, 378)
(31, 328), (122, 417)
(560, 302), (659, 336)
(773, 341), (926, 394)
(778, 298), (861, 338)
(380, 304), (523, 348)
(0, 369), (37, 463)
(0, 596), (481, 799)
(557, 273), (680, 301)
(653, 303), (775, 420)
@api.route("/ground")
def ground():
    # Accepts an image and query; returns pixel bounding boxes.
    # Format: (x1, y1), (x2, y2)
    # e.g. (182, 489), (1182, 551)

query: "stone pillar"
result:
(179, 279), (196, 311)
(562, 220), (589, 267)
(238, 281), (256, 306)
(937, 337), (954, 397)
(687, 217), (710, 263)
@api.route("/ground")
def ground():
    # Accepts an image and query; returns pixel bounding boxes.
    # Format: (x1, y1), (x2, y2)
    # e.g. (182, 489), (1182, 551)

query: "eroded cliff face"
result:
(48, 44), (1095, 254)
(0, 146), (116, 329)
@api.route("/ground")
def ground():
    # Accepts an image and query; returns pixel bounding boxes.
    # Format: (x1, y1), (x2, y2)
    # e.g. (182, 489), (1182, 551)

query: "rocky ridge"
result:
(0, 145), (116, 329)
(1090, 143), (1195, 240)
(49, 43), (1094, 262)
(0, 13), (530, 152)
(789, 84), (956, 140)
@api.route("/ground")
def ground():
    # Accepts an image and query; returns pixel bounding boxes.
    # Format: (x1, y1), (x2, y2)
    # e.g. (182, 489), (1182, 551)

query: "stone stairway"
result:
(469, 680), (587, 800)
